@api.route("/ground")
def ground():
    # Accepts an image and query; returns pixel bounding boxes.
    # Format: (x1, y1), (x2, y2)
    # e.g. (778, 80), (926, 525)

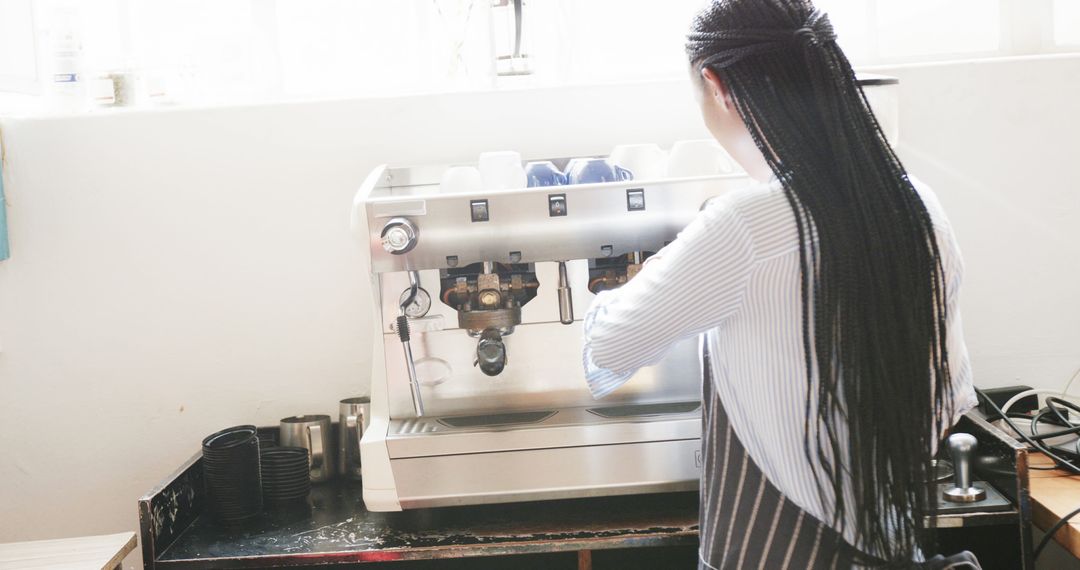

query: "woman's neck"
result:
(718, 123), (775, 183)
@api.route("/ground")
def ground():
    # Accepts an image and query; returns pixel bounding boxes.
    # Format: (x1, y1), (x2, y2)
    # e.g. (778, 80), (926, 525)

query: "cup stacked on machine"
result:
(260, 447), (312, 504)
(441, 142), (741, 195)
(201, 425), (263, 523)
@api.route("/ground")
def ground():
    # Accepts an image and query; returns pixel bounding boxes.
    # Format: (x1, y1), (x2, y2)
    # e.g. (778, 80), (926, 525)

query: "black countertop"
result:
(140, 453), (699, 569)
(139, 413), (1027, 569)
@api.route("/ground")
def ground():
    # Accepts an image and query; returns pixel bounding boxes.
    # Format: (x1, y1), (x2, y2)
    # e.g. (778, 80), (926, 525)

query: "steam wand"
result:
(557, 261), (574, 325)
(397, 270), (425, 417)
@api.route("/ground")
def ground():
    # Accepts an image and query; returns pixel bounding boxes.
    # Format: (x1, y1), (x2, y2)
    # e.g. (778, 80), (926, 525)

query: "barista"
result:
(581, 1), (979, 568)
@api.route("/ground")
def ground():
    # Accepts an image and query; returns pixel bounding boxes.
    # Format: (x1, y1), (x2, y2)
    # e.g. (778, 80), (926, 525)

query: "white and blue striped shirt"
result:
(582, 177), (979, 548)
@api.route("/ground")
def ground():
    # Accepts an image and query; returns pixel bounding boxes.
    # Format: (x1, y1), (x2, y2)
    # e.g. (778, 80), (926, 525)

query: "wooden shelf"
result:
(0, 532), (136, 570)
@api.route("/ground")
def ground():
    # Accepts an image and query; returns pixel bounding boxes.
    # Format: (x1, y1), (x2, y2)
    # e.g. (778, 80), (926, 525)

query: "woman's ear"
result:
(700, 67), (732, 110)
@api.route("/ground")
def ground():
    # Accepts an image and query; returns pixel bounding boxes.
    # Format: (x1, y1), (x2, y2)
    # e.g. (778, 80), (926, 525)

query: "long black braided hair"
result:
(686, 0), (952, 566)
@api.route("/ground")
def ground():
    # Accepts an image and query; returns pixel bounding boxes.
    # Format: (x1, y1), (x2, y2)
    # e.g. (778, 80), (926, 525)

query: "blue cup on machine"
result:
(525, 161), (568, 187)
(565, 158), (633, 184)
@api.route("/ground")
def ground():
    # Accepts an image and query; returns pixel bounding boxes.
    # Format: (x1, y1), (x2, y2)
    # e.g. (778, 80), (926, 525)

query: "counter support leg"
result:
(577, 549), (592, 570)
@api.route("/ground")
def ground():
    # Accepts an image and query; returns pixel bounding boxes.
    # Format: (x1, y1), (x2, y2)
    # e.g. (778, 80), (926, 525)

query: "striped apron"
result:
(698, 350), (854, 569)
(697, 352), (982, 570)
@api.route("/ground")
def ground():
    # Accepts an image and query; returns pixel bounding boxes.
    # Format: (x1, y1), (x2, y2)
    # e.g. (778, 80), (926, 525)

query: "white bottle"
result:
(46, 2), (88, 112)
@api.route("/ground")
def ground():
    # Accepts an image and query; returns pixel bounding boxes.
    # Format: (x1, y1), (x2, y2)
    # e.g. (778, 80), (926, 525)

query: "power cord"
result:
(974, 389), (1080, 560)
(974, 388), (1080, 475)
(1033, 505), (1080, 560)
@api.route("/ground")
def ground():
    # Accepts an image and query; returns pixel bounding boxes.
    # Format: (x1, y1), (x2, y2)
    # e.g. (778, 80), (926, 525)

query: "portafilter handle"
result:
(943, 433), (986, 503)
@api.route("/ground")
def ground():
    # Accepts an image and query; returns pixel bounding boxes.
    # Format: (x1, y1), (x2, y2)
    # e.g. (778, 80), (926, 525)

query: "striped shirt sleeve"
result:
(583, 199), (757, 398)
(939, 220), (979, 431)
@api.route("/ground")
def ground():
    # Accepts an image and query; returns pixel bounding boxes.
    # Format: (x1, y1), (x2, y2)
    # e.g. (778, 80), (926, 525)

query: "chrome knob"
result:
(943, 433), (986, 503)
(380, 217), (418, 255)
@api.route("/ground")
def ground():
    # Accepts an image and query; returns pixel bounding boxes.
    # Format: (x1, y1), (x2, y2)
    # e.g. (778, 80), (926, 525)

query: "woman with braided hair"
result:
(581, 0), (980, 568)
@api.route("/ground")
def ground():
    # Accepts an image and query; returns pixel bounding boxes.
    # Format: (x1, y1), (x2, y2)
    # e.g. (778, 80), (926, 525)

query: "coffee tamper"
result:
(943, 433), (987, 503)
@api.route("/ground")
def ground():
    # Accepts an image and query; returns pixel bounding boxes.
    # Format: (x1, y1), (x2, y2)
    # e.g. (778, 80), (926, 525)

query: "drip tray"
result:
(437, 410), (557, 429)
(587, 401), (701, 419)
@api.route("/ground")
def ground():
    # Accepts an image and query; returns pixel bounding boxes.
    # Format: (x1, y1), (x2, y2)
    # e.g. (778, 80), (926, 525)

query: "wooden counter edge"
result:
(1028, 453), (1080, 559)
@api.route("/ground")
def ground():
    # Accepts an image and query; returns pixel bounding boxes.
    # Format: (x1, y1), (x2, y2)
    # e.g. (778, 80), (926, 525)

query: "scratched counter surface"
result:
(139, 451), (700, 569)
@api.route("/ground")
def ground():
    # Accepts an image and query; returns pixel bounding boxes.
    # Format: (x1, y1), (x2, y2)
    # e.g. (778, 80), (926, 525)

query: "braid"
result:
(688, 1), (952, 566)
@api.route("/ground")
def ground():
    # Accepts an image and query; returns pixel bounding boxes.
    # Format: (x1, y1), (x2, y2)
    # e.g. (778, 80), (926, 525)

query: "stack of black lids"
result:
(201, 425), (263, 523)
(256, 429), (277, 450)
(260, 447), (311, 504)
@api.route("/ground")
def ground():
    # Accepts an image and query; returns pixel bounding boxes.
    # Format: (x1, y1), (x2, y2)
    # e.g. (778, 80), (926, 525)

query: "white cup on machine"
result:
(609, 143), (668, 181)
(667, 139), (737, 178)
(478, 150), (527, 190)
(440, 166), (483, 194)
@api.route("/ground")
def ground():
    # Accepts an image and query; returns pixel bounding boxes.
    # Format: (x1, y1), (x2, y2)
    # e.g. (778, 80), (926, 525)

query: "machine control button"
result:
(600, 245), (613, 257)
(626, 189), (646, 211)
(446, 255), (459, 267)
(548, 193), (567, 217)
(380, 217), (419, 255)
(470, 199), (490, 222)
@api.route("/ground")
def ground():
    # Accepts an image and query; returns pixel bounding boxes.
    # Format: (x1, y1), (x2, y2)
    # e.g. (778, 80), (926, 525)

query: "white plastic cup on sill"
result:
(667, 139), (736, 178)
(478, 151), (526, 190)
(609, 143), (668, 182)
(440, 166), (483, 194)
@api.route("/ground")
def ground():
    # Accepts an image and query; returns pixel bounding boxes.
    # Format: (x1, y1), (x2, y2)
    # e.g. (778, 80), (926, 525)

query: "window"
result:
(875, 0), (1001, 60)
(550, 0), (705, 83)
(1053, 0), (1080, 46)
(1, 0), (1077, 110)
(0, 0), (38, 93)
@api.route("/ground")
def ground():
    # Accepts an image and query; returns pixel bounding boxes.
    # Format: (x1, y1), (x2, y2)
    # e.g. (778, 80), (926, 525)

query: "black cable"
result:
(1004, 411), (1080, 468)
(983, 391), (1080, 560)
(1002, 410), (1080, 442)
(1034, 505), (1080, 559)
(1029, 410), (1080, 441)
(1047, 397), (1080, 456)
(1048, 397), (1080, 424)
(974, 388), (1080, 475)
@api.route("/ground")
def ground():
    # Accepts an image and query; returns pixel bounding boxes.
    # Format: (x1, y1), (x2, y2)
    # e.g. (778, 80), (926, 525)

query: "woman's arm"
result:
(583, 200), (757, 397)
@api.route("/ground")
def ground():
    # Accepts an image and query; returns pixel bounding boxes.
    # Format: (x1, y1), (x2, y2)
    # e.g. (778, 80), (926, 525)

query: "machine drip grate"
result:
(587, 401), (701, 419)
(437, 410), (556, 429)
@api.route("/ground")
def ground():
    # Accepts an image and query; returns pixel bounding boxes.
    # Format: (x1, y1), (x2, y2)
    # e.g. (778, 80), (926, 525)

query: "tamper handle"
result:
(943, 432), (986, 503)
(948, 433), (976, 490)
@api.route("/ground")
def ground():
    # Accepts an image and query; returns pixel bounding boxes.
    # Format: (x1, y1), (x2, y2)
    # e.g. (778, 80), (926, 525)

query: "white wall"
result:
(0, 56), (1077, 567)
(879, 55), (1080, 391)
(0, 80), (711, 566)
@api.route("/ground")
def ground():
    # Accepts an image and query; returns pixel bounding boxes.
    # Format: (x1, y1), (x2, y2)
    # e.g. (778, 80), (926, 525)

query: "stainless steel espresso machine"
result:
(351, 161), (752, 511)
(349, 75), (901, 512)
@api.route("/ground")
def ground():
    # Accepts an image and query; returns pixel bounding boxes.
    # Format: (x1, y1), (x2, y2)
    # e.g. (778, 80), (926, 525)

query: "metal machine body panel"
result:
(363, 167), (753, 273)
(386, 405), (702, 458)
(390, 438), (702, 509)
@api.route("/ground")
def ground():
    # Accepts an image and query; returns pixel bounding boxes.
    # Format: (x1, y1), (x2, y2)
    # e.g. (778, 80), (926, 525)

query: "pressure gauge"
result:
(399, 287), (432, 318)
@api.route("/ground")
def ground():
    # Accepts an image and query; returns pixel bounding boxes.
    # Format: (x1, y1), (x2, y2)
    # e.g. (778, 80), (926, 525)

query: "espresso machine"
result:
(350, 159), (753, 511)
(350, 74), (902, 512)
